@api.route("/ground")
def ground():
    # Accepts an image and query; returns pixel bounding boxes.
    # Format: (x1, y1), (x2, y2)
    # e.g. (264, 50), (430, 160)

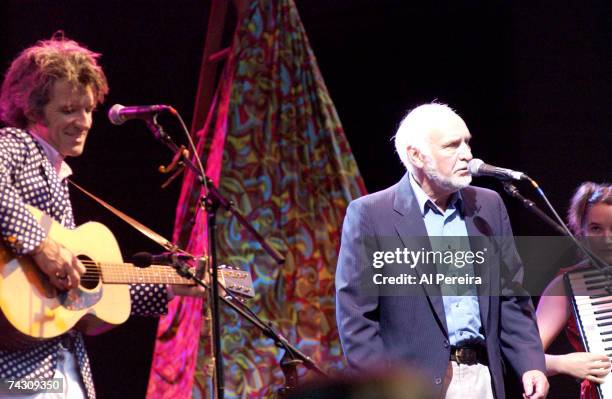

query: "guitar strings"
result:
(49, 261), (223, 285)
(64, 261), (194, 282)
(74, 276), (194, 284)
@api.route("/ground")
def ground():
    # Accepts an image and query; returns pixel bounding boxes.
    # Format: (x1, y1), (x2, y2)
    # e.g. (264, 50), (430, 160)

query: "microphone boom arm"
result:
(143, 118), (285, 265)
(503, 181), (611, 272)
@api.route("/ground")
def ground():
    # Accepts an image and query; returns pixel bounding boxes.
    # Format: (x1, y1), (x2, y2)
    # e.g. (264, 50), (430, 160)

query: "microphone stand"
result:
(502, 182), (566, 235)
(166, 257), (327, 397)
(142, 115), (299, 399)
(145, 116), (284, 263)
(502, 181), (611, 274)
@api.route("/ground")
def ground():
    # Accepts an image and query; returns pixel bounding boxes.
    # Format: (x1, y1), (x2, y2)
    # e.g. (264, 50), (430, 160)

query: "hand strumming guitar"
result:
(31, 236), (86, 290)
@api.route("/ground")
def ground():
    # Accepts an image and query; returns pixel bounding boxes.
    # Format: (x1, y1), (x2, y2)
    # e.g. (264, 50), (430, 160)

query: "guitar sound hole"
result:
(78, 255), (100, 290)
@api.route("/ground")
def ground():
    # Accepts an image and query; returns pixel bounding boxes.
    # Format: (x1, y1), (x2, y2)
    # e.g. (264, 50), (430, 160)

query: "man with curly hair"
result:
(0, 35), (185, 399)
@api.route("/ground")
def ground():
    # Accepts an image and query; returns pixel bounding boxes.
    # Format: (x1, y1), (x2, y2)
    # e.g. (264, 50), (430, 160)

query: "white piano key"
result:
(567, 270), (612, 396)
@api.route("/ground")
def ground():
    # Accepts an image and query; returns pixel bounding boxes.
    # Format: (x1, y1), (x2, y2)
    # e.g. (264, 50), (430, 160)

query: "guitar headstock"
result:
(218, 265), (255, 299)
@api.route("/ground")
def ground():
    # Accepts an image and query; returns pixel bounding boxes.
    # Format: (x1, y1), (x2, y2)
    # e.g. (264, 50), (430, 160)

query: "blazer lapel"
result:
(26, 135), (54, 186)
(393, 174), (448, 335)
(29, 135), (74, 227)
(462, 188), (491, 330)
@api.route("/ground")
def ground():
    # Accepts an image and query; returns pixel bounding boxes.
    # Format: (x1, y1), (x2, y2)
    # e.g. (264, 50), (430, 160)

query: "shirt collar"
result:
(408, 172), (463, 216)
(30, 132), (73, 180)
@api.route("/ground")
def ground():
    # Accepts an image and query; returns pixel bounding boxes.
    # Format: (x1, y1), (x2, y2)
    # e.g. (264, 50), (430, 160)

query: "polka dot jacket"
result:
(0, 127), (169, 399)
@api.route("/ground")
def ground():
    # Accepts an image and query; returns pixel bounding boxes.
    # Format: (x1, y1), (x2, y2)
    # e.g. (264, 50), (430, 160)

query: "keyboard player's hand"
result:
(560, 352), (611, 384)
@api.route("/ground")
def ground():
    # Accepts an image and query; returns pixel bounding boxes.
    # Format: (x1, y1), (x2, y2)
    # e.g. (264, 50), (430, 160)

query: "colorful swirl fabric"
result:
(147, 0), (366, 397)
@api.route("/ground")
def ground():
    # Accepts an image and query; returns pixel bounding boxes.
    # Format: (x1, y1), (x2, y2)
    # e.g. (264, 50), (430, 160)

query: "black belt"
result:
(450, 345), (488, 365)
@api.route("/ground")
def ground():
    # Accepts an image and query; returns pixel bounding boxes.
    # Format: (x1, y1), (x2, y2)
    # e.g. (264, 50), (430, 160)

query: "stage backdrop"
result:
(146, 0), (366, 397)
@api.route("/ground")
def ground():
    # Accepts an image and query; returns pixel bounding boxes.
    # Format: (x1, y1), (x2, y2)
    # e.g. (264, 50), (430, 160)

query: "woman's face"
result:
(583, 203), (612, 264)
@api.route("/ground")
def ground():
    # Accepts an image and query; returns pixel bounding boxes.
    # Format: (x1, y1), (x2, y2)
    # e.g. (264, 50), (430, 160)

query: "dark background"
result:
(1, 0), (609, 397)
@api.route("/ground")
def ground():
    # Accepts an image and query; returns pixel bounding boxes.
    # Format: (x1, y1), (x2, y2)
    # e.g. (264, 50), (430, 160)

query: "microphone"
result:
(468, 158), (529, 181)
(131, 251), (193, 268)
(108, 104), (171, 125)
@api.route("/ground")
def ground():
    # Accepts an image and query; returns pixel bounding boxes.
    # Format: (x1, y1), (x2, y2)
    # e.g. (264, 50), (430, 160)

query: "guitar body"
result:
(0, 207), (130, 349)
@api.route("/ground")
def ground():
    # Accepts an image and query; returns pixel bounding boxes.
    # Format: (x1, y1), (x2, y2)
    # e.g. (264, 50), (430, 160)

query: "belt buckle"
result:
(455, 347), (477, 365)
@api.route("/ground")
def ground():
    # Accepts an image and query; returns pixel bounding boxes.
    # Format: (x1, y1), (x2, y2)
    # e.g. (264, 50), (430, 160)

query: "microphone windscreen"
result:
(467, 158), (484, 176)
(132, 252), (153, 268)
(107, 104), (125, 125)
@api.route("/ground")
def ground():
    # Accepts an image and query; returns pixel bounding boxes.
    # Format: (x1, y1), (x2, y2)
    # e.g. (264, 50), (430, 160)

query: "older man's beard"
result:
(422, 160), (472, 192)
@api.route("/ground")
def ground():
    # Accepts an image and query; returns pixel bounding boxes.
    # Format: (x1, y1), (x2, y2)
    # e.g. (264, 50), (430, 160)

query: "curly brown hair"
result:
(0, 35), (109, 128)
(567, 182), (612, 236)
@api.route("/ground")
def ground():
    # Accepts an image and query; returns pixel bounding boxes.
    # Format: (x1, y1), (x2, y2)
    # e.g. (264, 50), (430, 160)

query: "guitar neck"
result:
(99, 263), (194, 285)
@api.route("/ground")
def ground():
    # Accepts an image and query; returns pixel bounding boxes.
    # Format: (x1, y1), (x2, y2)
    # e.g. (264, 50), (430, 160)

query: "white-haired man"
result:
(336, 103), (549, 398)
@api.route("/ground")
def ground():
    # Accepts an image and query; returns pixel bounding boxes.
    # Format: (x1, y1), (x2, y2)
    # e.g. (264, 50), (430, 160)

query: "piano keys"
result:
(565, 267), (612, 399)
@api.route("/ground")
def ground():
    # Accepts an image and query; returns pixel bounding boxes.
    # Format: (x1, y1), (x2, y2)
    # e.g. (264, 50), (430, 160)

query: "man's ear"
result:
(407, 146), (424, 169)
(24, 108), (41, 126)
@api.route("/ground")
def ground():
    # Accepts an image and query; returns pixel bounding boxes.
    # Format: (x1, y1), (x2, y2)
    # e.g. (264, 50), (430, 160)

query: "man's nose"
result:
(74, 110), (92, 129)
(459, 142), (472, 161)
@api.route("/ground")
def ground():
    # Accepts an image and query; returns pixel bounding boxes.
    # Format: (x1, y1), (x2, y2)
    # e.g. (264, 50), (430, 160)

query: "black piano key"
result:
(571, 269), (612, 280)
(594, 309), (612, 315)
(597, 315), (612, 321)
(585, 278), (610, 285)
(585, 284), (612, 291)
(581, 269), (608, 278)
(598, 321), (612, 327)
(592, 299), (612, 306)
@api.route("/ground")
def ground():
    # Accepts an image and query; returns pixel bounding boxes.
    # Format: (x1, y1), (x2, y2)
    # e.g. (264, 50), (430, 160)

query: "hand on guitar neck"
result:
(31, 236), (86, 291)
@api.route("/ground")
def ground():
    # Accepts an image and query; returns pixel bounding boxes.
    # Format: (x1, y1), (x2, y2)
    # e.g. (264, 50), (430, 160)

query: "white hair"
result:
(394, 102), (462, 172)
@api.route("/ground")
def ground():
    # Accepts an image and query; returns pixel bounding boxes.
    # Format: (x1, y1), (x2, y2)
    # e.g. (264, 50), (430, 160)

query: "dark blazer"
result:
(336, 173), (545, 398)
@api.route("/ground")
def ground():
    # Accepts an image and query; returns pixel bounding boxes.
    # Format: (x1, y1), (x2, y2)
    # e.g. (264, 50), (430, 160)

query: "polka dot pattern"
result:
(0, 128), (66, 254)
(130, 284), (169, 316)
(0, 128), (169, 399)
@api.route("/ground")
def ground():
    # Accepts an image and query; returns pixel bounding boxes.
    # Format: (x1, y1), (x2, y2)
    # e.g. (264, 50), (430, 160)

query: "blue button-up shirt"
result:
(409, 173), (484, 346)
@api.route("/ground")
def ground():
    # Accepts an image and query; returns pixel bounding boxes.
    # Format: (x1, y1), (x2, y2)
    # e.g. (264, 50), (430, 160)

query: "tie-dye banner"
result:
(147, 0), (366, 397)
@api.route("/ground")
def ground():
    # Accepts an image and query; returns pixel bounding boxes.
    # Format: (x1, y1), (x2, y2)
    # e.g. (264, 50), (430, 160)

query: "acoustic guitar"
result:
(0, 206), (253, 350)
